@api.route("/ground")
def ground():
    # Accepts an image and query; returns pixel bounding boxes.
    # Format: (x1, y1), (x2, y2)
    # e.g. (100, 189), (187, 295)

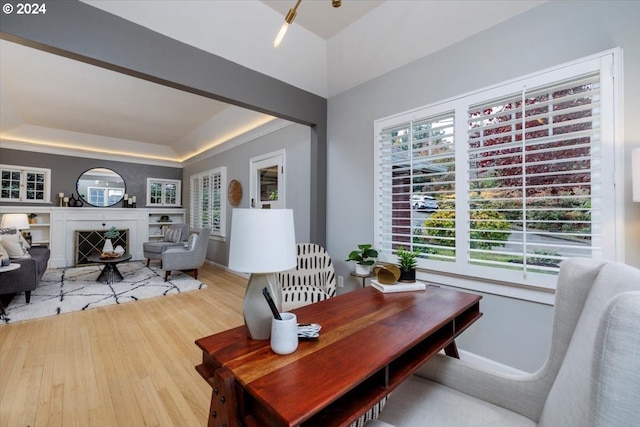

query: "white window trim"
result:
(146, 178), (182, 207)
(374, 48), (623, 303)
(0, 164), (52, 203)
(190, 167), (227, 238)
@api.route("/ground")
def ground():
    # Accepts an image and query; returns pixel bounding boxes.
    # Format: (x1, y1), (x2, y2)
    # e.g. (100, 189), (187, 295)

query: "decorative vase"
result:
(103, 238), (114, 253)
(399, 268), (416, 283)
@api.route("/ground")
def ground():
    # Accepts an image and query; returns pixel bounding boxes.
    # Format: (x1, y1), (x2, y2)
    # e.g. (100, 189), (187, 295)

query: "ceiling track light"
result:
(273, 0), (342, 48)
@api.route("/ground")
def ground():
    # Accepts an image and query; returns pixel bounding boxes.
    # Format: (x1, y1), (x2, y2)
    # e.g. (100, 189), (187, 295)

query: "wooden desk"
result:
(195, 285), (482, 427)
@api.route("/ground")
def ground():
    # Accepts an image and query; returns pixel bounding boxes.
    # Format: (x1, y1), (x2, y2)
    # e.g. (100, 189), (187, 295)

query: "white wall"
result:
(326, 0), (640, 372)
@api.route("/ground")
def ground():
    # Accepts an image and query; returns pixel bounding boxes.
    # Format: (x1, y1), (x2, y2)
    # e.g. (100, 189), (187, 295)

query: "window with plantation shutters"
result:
(190, 167), (226, 237)
(375, 50), (620, 291)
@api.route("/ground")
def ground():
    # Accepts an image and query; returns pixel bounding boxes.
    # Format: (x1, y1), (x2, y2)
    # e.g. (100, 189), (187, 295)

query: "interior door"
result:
(250, 150), (284, 209)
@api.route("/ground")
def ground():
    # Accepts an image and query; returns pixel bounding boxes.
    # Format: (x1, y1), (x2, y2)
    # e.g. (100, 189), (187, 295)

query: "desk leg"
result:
(444, 341), (460, 359)
(207, 368), (240, 427)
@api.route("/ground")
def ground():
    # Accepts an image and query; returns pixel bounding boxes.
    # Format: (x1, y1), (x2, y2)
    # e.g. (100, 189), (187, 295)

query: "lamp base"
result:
(243, 272), (282, 340)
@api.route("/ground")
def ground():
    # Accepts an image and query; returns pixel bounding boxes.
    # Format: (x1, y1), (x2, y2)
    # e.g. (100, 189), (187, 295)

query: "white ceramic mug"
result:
(270, 312), (298, 355)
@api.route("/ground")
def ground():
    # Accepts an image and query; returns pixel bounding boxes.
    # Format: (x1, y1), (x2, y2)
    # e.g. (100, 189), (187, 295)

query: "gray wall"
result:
(0, 148), (182, 207)
(327, 0), (640, 372)
(183, 123), (311, 266)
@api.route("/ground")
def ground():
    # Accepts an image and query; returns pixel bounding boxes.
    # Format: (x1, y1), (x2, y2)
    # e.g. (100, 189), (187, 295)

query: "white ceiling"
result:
(0, 1), (545, 165)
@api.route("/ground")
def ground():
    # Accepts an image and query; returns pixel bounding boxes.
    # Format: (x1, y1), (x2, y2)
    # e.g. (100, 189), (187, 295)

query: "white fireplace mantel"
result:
(0, 206), (185, 268)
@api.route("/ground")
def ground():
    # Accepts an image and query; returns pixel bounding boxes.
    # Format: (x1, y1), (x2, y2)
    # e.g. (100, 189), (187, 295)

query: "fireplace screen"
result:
(75, 229), (129, 265)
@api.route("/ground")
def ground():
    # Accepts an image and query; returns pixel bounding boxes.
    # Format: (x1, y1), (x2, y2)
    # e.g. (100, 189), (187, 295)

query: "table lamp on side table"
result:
(228, 208), (296, 340)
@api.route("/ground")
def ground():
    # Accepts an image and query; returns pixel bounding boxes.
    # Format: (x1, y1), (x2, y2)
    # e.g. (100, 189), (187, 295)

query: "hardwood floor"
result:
(0, 263), (247, 427)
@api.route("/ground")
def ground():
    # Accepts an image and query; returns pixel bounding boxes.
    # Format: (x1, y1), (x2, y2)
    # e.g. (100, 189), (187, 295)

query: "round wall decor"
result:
(228, 179), (242, 207)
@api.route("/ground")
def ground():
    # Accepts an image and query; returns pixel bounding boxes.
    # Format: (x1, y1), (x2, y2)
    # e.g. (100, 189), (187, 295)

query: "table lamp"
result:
(228, 208), (296, 340)
(1, 213), (30, 236)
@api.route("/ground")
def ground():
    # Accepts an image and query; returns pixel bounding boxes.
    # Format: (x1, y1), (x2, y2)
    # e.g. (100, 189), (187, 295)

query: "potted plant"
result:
(103, 226), (120, 253)
(397, 247), (419, 283)
(28, 213), (38, 224)
(346, 244), (378, 275)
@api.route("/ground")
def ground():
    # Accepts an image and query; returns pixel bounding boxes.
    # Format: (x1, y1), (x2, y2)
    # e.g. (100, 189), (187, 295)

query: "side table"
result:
(350, 271), (375, 287)
(0, 263), (21, 317)
(86, 253), (132, 284)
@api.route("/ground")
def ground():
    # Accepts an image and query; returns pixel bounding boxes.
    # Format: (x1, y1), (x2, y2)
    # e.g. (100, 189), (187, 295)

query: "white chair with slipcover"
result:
(367, 258), (640, 427)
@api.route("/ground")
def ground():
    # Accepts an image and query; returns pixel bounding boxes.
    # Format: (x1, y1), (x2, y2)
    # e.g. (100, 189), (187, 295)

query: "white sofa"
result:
(368, 258), (640, 427)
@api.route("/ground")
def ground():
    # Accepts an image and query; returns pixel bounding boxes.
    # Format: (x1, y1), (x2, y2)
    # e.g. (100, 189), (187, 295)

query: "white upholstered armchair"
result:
(277, 243), (337, 311)
(368, 258), (640, 427)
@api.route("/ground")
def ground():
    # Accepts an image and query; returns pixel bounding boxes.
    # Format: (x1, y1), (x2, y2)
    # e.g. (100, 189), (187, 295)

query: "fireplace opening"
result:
(75, 229), (129, 265)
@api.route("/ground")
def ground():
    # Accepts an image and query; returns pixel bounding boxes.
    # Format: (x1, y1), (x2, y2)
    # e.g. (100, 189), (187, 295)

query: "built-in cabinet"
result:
(148, 211), (187, 240)
(0, 206), (185, 268)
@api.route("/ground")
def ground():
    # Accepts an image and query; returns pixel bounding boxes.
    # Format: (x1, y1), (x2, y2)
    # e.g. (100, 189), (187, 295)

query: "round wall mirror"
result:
(76, 167), (126, 207)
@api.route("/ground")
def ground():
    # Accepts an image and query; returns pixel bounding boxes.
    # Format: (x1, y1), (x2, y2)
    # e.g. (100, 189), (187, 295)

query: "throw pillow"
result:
(164, 228), (182, 243)
(188, 233), (198, 251)
(0, 233), (31, 258)
(0, 226), (30, 250)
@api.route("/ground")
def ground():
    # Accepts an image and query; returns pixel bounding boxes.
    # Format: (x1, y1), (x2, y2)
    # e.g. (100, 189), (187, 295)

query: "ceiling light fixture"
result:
(273, 0), (301, 48)
(273, 0), (342, 48)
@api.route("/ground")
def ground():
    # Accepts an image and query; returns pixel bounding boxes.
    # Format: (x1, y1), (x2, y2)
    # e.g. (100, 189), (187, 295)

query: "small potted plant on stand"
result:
(346, 244), (378, 275)
(397, 247), (419, 283)
(28, 213), (38, 224)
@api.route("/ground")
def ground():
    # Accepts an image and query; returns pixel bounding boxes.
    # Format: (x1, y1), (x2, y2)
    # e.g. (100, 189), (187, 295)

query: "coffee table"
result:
(86, 253), (132, 284)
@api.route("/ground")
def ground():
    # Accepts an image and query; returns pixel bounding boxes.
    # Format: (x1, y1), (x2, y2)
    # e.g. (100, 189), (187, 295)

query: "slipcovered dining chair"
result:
(161, 227), (210, 281)
(143, 222), (190, 268)
(277, 243), (337, 311)
(368, 258), (640, 427)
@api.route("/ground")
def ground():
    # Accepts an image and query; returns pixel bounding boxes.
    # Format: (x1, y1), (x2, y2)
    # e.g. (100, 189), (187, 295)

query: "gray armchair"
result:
(143, 223), (190, 268)
(370, 258), (640, 427)
(161, 227), (210, 281)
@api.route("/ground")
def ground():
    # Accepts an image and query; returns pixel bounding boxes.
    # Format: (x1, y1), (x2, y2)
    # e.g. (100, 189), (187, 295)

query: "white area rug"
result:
(1, 261), (206, 324)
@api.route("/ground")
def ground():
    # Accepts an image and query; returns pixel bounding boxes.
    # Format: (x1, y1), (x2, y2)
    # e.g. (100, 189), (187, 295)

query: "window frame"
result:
(0, 164), (51, 203)
(189, 167), (227, 238)
(374, 49), (622, 301)
(146, 178), (182, 207)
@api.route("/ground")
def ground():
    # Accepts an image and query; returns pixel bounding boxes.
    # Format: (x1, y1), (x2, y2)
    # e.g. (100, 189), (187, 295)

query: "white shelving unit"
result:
(148, 210), (186, 239)
(0, 208), (51, 247)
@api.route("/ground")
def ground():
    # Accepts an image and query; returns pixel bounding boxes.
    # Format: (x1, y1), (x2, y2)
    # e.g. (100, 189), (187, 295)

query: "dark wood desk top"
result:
(196, 285), (482, 427)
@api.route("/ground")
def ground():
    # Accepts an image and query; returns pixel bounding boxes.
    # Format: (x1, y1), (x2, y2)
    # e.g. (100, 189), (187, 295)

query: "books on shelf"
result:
(370, 279), (427, 293)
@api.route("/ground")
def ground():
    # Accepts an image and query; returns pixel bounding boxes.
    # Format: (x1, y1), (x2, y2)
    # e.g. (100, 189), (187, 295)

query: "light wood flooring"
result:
(0, 263), (247, 427)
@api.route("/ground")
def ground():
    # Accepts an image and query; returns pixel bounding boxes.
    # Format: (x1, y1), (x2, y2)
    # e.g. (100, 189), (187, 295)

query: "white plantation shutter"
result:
(467, 73), (601, 277)
(375, 51), (619, 290)
(377, 112), (456, 262)
(190, 167), (226, 237)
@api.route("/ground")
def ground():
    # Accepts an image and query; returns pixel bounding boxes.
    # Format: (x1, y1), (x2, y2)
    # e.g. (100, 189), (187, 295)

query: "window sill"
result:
(417, 269), (555, 305)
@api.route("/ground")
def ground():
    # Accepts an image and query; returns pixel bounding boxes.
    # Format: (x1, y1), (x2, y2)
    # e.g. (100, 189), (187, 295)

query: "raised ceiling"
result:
(0, 1), (545, 165)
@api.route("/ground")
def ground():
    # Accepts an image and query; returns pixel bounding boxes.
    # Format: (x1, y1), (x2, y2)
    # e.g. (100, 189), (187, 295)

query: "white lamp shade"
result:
(633, 147), (640, 202)
(228, 208), (296, 273)
(0, 213), (30, 230)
